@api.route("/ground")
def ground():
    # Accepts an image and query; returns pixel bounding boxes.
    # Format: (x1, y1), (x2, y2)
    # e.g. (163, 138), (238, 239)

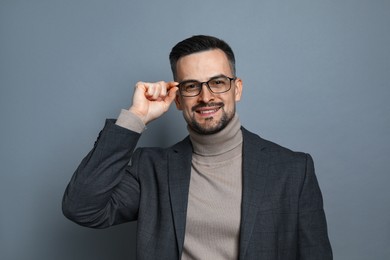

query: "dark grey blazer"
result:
(63, 120), (332, 259)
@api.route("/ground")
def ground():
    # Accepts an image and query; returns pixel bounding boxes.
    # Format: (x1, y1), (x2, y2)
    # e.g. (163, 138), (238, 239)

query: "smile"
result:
(194, 106), (223, 118)
(192, 102), (224, 117)
(198, 108), (219, 114)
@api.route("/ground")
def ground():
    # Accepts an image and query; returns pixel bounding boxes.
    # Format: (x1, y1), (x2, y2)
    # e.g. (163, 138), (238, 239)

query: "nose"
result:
(197, 83), (214, 103)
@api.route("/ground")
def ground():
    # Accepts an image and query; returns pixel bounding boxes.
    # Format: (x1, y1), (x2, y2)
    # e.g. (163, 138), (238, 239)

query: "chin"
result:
(190, 117), (228, 135)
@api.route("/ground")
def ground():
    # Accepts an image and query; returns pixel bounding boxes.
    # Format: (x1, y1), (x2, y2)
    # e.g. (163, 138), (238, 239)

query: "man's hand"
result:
(129, 81), (179, 125)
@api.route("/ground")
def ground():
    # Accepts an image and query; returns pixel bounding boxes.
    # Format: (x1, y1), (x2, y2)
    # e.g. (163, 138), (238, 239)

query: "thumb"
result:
(164, 86), (178, 105)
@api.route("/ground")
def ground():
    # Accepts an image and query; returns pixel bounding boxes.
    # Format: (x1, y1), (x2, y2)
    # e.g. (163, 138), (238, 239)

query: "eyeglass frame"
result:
(177, 75), (237, 97)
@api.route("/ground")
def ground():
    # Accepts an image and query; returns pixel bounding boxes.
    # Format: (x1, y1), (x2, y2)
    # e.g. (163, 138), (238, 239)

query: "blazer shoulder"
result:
(241, 127), (307, 160)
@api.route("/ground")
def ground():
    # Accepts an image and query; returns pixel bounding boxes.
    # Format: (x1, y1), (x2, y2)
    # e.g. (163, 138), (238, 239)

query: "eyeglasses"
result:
(178, 75), (236, 97)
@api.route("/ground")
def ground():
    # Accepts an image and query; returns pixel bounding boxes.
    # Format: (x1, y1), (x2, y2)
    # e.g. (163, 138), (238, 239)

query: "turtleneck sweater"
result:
(182, 114), (243, 260)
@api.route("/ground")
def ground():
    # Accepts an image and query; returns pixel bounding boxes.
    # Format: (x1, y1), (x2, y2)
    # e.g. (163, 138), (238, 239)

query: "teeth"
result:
(200, 109), (218, 114)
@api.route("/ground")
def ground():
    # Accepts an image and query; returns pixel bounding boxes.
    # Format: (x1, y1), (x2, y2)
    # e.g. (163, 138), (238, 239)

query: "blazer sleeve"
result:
(297, 154), (333, 259)
(62, 119), (142, 228)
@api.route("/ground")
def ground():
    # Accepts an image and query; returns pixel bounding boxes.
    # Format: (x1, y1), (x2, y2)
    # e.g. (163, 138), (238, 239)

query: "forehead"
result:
(176, 49), (232, 81)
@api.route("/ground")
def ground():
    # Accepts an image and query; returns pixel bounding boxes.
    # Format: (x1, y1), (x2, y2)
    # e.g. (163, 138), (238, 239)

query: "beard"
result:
(187, 103), (235, 135)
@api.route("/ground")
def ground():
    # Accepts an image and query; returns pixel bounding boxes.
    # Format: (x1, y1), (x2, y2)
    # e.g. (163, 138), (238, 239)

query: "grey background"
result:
(1, 0), (389, 259)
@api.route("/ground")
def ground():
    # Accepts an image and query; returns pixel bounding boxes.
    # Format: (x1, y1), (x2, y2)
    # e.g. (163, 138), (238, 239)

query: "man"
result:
(63, 35), (332, 259)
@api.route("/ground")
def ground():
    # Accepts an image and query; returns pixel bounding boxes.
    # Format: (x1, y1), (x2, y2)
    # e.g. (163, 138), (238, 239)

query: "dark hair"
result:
(169, 35), (236, 80)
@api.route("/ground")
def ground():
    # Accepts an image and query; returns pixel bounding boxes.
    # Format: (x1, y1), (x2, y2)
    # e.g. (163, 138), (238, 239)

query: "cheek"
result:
(228, 94), (239, 106)
(177, 99), (194, 113)
(183, 103), (194, 113)
(175, 96), (185, 111)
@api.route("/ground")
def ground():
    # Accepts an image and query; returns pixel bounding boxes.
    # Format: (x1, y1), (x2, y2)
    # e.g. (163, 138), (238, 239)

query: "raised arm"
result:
(62, 81), (178, 228)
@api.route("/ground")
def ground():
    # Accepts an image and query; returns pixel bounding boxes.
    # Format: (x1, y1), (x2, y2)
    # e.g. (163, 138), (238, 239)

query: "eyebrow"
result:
(179, 74), (228, 83)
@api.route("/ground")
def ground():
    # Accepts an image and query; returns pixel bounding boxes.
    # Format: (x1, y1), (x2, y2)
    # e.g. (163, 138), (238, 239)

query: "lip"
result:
(194, 106), (221, 117)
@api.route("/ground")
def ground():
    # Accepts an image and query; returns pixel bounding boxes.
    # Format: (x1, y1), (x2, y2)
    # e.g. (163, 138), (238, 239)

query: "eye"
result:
(182, 82), (200, 92)
(209, 77), (228, 87)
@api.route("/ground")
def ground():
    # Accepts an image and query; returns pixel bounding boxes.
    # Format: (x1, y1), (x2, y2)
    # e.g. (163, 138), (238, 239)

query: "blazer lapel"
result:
(168, 137), (193, 256)
(239, 128), (270, 259)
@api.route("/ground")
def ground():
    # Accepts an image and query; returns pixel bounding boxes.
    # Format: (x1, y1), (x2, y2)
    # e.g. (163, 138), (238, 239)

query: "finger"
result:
(137, 81), (177, 100)
(134, 81), (149, 100)
(135, 81), (147, 91)
(156, 81), (177, 97)
(150, 81), (174, 100)
(159, 82), (168, 97)
(145, 83), (155, 97)
(164, 86), (179, 104)
(147, 84), (158, 100)
(154, 81), (167, 100)
(166, 81), (179, 90)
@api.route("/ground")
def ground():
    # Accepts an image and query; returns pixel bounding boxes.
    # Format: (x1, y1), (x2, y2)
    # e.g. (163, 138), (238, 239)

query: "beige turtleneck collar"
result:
(187, 114), (243, 157)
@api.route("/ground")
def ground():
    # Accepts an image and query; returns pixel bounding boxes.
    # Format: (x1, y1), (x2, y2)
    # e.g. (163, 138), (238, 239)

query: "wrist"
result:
(116, 109), (146, 133)
(128, 107), (148, 125)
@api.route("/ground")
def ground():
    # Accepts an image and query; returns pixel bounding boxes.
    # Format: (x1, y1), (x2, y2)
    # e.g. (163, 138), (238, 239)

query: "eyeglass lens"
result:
(179, 76), (234, 97)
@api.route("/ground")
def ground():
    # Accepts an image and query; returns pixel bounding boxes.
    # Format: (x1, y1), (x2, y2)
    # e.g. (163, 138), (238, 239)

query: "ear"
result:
(174, 93), (183, 110)
(234, 77), (243, 102)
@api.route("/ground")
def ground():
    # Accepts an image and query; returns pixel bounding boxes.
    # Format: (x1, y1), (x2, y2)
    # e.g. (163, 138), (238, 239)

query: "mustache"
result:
(191, 102), (224, 112)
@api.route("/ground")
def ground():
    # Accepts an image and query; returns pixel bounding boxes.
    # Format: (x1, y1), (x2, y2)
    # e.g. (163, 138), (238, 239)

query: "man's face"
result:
(174, 49), (243, 134)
